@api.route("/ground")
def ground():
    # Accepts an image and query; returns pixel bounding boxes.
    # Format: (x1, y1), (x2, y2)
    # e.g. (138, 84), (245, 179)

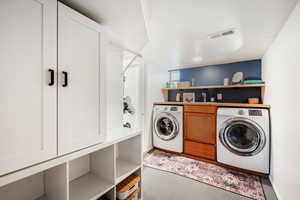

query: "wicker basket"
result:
(117, 174), (140, 200)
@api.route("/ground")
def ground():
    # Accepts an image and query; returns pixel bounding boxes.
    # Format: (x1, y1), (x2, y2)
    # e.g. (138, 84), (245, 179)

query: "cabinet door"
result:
(0, 0), (57, 175)
(58, 3), (105, 155)
(184, 112), (216, 144)
(184, 140), (216, 160)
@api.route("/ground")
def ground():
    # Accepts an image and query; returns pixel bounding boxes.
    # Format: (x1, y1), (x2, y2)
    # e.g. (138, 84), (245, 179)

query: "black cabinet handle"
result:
(62, 71), (68, 87)
(48, 69), (55, 86)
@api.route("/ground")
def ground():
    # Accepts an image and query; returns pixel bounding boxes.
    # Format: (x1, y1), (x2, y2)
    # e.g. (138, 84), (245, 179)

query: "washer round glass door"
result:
(154, 112), (179, 141)
(219, 118), (266, 156)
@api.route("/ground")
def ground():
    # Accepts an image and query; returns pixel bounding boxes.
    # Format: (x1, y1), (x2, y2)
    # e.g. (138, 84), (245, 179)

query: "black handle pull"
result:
(62, 71), (68, 87)
(48, 69), (55, 86)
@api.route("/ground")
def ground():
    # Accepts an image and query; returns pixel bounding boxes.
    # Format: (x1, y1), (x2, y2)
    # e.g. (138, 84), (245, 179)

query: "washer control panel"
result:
(248, 110), (263, 116)
(154, 105), (183, 112)
(170, 106), (178, 111)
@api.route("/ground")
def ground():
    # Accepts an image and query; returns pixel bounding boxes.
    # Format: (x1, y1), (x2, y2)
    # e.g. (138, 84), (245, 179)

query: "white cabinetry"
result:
(57, 3), (106, 155)
(0, 0), (57, 176)
(0, 1), (108, 175)
(0, 132), (143, 200)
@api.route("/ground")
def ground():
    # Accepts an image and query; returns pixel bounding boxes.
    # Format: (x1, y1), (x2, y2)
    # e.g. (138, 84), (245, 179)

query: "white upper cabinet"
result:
(0, 0), (57, 176)
(0, 0), (109, 175)
(58, 3), (106, 155)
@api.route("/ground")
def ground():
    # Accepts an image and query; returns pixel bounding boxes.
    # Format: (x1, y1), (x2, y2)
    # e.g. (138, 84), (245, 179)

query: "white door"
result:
(58, 3), (105, 155)
(0, 0), (57, 175)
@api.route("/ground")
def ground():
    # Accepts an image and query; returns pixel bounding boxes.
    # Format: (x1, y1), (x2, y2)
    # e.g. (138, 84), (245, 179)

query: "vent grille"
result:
(209, 29), (235, 39)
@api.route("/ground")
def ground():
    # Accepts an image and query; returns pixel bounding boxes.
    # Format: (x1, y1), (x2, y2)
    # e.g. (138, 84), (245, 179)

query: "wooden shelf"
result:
(154, 102), (271, 108)
(69, 172), (114, 200)
(116, 159), (141, 184)
(163, 84), (265, 90)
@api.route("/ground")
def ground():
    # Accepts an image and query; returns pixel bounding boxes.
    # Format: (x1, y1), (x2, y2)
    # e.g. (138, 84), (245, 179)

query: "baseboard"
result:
(143, 147), (154, 157)
(269, 176), (281, 200)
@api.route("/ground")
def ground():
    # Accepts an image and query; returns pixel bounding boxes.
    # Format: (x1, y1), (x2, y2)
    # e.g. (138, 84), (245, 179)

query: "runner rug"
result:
(144, 150), (265, 200)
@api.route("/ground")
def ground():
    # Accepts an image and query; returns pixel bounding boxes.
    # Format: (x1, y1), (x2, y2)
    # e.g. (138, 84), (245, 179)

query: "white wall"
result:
(123, 63), (145, 131)
(106, 43), (124, 131)
(144, 61), (169, 152)
(262, 2), (300, 199)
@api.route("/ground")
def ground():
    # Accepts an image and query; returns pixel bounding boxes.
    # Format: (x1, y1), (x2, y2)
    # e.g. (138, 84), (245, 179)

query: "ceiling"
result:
(60, 0), (299, 69)
(60, 0), (149, 52)
(142, 0), (299, 68)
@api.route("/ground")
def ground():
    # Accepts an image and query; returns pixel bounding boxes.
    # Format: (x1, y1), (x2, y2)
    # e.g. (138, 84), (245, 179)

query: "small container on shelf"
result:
(176, 93), (181, 102)
(191, 78), (196, 86)
(168, 81), (177, 88)
(224, 78), (230, 86)
(177, 81), (191, 88)
(248, 98), (260, 104)
(162, 88), (168, 102)
(117, 174), (141, 200)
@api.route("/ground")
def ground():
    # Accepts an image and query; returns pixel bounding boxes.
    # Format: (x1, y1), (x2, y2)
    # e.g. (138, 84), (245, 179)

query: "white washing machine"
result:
(153, 105), (183, 153)
(217, 107), (270, 174)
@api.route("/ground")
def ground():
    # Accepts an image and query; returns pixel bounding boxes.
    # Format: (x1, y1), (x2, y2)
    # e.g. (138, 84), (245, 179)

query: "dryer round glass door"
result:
(154, 112), (179, 141)
(219, 118), (266, 156)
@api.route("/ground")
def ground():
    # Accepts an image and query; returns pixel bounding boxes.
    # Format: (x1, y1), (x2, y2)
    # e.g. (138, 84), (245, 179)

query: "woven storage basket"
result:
(117, 174), (140, 200)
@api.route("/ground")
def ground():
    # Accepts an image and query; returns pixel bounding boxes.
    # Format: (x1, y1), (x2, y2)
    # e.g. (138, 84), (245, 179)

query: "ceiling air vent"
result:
(209, 28), (235, 39)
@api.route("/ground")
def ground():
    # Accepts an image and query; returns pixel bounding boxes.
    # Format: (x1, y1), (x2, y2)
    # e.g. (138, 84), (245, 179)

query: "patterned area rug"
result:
(144, 150), (265, 200)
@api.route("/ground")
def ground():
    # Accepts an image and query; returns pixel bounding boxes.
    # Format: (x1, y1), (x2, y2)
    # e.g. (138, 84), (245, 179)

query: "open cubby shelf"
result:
(69, 172), (114, 200)
(116, 159), (141, 184)
(0, 134), (142, 200)
(116, 135), (142, 184)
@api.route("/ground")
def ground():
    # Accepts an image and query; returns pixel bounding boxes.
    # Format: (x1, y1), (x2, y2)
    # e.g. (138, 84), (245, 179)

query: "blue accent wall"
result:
(169, 59), (261, 86)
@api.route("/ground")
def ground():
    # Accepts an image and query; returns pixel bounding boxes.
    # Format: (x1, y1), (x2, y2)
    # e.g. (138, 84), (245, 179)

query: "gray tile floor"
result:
(143, 166), (278, 200)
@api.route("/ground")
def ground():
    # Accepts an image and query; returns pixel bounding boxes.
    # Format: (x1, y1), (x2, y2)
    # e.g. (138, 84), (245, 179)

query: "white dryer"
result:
(153, 105), (183, 153)
(217, 107), (270, 174)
